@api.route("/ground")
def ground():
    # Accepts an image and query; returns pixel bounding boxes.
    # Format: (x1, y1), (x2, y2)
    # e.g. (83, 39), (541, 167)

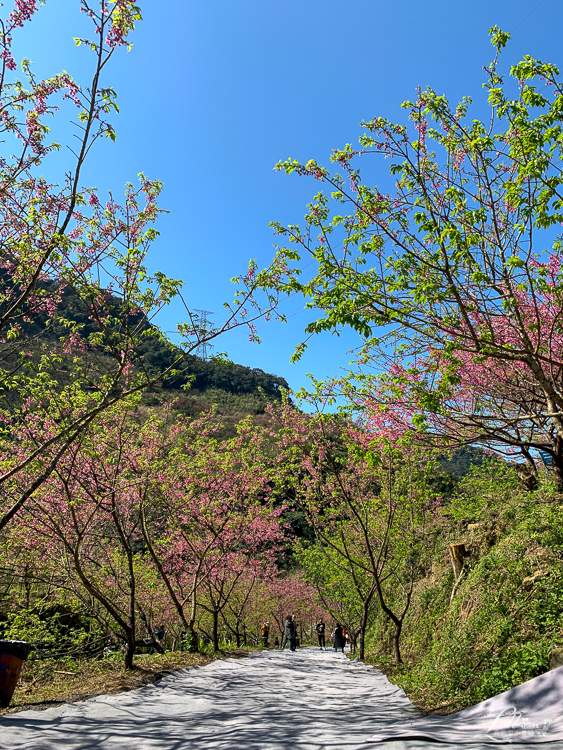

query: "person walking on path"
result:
(333, 623), (345, 653)
(280, 615), (293, 650)
(289, 615), (298, 652)
(261, 622), (270, 648)
(316, 620), (326, 650)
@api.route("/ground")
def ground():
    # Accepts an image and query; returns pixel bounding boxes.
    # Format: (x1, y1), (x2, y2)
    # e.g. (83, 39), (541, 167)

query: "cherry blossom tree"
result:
(220, 564), (267, 647)
(271, 28), (563, 481)
(270, 399), (438, 662)
(255, 571), (326, 644)
(0, 0), (292, 531)
(295, 535), (371, 653)
(8, 399), (166, 666)
(139, 414), (287, 652)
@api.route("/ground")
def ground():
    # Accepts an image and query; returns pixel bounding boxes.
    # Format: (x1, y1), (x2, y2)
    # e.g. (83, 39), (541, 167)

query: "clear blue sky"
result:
(14, 0), (562, 391)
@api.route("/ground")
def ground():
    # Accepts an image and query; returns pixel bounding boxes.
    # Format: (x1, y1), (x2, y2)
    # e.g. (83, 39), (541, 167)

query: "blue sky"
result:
(14, 0), (563, 391)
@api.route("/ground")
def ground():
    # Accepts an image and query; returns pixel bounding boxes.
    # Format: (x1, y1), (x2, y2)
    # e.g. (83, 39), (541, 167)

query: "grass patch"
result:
(362, 652), (469, 715)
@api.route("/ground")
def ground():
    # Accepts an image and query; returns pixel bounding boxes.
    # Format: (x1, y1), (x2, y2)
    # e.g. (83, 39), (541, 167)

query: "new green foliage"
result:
(365, 464), (563, 711)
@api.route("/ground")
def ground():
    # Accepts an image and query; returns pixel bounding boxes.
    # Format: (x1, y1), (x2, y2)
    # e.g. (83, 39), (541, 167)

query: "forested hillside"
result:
(24, 281), (289, 418)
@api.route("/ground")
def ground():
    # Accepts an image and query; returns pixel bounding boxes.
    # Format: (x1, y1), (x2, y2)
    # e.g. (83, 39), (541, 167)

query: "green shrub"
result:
(364, 465), (563, 711)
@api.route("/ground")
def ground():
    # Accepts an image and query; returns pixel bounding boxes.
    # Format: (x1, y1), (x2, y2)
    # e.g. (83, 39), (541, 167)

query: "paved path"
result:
(0, 648), (561, 749)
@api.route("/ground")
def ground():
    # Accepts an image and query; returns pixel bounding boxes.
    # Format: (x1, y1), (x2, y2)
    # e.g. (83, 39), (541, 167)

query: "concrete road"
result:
(0, 647), (561, 749)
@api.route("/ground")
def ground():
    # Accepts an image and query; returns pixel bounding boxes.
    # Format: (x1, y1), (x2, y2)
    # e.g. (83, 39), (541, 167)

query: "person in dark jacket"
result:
(333, 623), (345, 653)
(289, 615), (297, 651)
(316, 620), (326, 650)
(281, 615), (293, 650)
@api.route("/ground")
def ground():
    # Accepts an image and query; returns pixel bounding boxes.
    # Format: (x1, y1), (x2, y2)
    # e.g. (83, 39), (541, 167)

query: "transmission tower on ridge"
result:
(194, 309), (214, 360)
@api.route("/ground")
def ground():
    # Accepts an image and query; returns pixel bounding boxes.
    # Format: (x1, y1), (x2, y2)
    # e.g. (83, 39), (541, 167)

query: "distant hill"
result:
(18, 281), (289, 417)
(136, 333), (289, 406)
(438, 446), (494, 479)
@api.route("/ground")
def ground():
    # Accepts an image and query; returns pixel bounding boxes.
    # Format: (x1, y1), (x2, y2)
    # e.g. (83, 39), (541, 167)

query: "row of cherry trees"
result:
(0, 0), (325, 666)
(1, 383), (445, 666)
(256, 27), (563, 666)
(7, 3), (559, 673)
(0, 400), (326, 666)
(0, 0), (292, 537)
(261, 398), (442, 662)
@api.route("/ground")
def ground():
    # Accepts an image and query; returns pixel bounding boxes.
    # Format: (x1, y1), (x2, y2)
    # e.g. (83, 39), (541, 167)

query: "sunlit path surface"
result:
(0, 647), (561, 749)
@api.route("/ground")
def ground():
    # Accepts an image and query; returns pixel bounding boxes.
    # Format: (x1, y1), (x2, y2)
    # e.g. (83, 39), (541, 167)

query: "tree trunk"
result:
(359, 583), (377, 660)
(124, 629), (136, 669)
(140, 505), (190, 632)
(184, 622), (197, 653)
(448, 543), (466, 581)
(373, 580), (405, 666)
(552, 438), (563, 488)
(212, 610), (219, 651)
(70, 529), (134, 667)
(392, 620), (403, 665)
(185, 579), (199, 653)
(351, 628), (360, 655)
(111, 495), (137, 669)
(359, 601), (370, 660)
